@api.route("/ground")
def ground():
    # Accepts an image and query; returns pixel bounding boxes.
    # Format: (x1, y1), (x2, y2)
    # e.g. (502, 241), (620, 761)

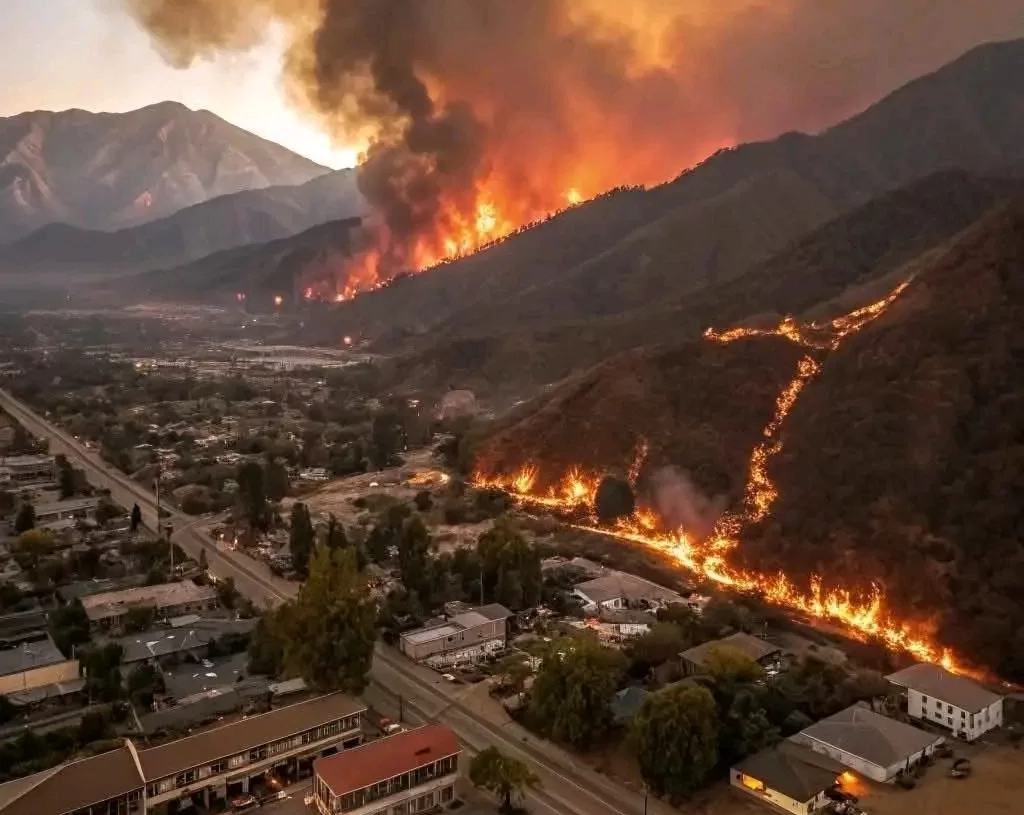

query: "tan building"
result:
(0, 455), (55, 485)
(313, 724), (460, 815)
(0, 634), (79, 696)
(0, 693), (366, 814)
(81, 581), (219, 630)
(399, 604), (511, 668)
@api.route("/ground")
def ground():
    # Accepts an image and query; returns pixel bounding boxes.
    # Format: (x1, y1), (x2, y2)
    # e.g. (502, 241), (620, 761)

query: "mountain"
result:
(472, 199), (1024, 679)
(0, 169), (363, 275)
(0, 102), (328, 241)
(325, 38), (1024, 344)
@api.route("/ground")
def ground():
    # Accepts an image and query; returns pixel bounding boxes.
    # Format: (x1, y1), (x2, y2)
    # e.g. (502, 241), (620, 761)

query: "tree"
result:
(397, 516), (433, 608)
(236, 461), (267, 540)
(15, 529), (55, 567)
(289, 502), (315, 578)
(216, 577), (240, 610)
(277, 547), (377, 692)
(58, 460), (76, 500)
(414, 490), (433, 512)
(123, 606), (156, 634)
(701, 645), (766, 685)
(594, 475), (635, 525)
(369, 411), (402, 470)
(198, 547), (209, 572)
(528, 638), (626, 748)
(264, 456), (290, 501)
(325, 514), (349, 551)
(477, 518), (542, 611)
(80, 643), (124, 702)
(719, 687), (779, 765)
(126, 663), (165, 709)
(628, 622), (688, 677)
(632, 682), (720, 801)
(469, 747), (540, 813)
(13, 502), (35, 534)
(0, 489), (15, 517)
(130, 503), (143, 534)
(48, 600), (91, 656)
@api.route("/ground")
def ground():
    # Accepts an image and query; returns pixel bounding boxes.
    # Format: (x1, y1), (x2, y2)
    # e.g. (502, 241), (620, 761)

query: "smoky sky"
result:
(121, 0), (1024, 270)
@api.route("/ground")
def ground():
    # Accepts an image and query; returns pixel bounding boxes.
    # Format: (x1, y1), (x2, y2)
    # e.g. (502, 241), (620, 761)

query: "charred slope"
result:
(747, 203), (1024, 678)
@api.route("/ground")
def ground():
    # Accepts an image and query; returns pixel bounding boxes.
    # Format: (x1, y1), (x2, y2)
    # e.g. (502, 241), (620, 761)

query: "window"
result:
(947, 704), (952, 713)
(229, 754), (247, 768)
(921, 695), (928, 705)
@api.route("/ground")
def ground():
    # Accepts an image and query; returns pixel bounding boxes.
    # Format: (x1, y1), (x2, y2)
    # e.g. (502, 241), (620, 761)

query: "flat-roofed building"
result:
(0, 633), (80, 696)
(399, 604), (511, 668)
(313, 723), (460, 815)
(139, 692), (365, 810)
(0, 742), (144, 815)
(81, 581), (218, 631)
(34, 496), (101, 523)
(0, 455), (55, 485)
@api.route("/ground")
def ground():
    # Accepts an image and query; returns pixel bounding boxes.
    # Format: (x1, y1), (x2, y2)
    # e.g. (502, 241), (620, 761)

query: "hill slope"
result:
(0, 169), (362, 275)
(473, 201), (1024, 679)
(0, 102), (328, 241)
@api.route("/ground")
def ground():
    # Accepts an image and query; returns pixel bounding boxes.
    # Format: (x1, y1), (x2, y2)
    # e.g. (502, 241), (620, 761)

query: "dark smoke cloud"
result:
(647, 466), (727, 542)
(120, 0), (1024, 274)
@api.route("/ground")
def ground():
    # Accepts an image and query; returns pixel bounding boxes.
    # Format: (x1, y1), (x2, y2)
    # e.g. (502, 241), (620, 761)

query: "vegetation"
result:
(469, 747), (541, 813)
(13, 501), (35, 534)
(289, 502), (315, 578)
(594, 475), (635, 525)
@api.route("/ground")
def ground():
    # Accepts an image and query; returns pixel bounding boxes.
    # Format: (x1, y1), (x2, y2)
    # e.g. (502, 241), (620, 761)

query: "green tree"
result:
(369, 411), (402, 470)
(477, 518), (542, 611)
(0, 489), (15, 517)
(15, 529), (55, 569)
(469, 747), (540, 813)
(289, 502), (315, 578)
(126, 663), (165, 709)
(216, 577), (240, 610)
(13, 502), (35, 534)
(130, 503), (143, 534)
(277, 547), (377, 692)
(58, 460), (76, 500)
(628, 622), (689, 677)
(719, 687), (779, 764)
(264, 455), (290, 501)
(80, 643), (124, 702)
(528, 637), (626, 748)
(632, 682), (720, 801)
(325, 513), (349, 551)
(701, 645), (766, 685)
(397, 516), (433, 608)
(247, 614), (286, 676)
(122, 606), (156, 634)
(236, 460), (267, 540)
(594, 475), (635, 525)
(198, 547), (209, 572)
(47, 600), (91, 656)
(414, 490), (433, 512)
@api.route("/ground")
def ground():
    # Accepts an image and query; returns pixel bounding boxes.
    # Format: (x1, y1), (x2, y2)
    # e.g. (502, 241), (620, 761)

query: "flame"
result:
(473, 279), (976, 675)
(273, 294), (284, 308)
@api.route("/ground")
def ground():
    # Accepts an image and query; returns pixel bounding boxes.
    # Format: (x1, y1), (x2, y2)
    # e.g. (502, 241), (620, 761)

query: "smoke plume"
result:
(121, 0), (1024, 289)
(647, 466), (727, 542)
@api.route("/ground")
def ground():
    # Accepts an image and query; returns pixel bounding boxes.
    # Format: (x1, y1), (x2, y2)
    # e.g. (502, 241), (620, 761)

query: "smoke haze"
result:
(647, 466), (727, 542)
(120, 0), (1024, 283)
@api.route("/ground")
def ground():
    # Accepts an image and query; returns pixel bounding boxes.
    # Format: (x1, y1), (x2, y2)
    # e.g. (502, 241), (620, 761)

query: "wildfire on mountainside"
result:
(474, 278), (971, 673)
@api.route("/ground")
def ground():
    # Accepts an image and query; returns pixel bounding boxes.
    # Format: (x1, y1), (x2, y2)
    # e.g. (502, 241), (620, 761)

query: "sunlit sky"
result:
(0, 0), (360, 169)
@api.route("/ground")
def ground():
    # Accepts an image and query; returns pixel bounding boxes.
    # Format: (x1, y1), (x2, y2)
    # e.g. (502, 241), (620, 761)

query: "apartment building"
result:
(887, 663), (1004, 741)
(399, 604), (511, 668)
(0, 454), (55, 485)
(81, 581), (218, 630)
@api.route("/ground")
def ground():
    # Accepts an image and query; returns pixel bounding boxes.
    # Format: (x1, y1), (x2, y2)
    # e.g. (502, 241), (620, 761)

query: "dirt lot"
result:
(701, 742), (1024, 815)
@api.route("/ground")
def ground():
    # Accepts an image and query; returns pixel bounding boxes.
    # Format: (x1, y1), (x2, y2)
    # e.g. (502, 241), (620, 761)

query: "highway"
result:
(0, 388), (670, 815)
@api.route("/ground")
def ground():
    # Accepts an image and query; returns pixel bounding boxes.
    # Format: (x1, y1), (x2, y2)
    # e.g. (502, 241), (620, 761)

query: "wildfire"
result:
(473, 278), (972, 673)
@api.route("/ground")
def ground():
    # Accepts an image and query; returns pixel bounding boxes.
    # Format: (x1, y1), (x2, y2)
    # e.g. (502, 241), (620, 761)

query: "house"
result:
(594, 609), (655, 640)
(80, 581), (219, 631)
(0, 455), (56, 485)
(731, 741), (848, 815)
(885, 663), (1003, 741)
(399, 604), (511, 668)
(790, 703), (943, 782)
(572, 571), (682, 613)
(33, 496), (101, 523)
(610, 687), (650, 726)
(0, 612), (80, 696)
(312, 723), (460, 815)
(681, 632), (783, 675)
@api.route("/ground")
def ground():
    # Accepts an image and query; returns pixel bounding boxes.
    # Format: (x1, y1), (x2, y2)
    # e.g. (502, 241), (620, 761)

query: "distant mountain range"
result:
(0, 101), (330, 242)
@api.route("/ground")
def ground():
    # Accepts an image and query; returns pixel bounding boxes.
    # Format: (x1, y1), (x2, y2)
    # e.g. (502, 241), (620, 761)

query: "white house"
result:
(886, 663), (1003, 741)
(572, 571), (682, 613)
(790, 703), (943, 783)
(732, 741), (848, 815)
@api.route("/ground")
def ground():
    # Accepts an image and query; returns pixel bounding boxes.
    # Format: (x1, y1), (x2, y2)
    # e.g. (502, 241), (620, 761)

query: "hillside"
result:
(472, 201), (1024, 679)
(0, 169), (362, 275)
(321, 38), (1024, 343)
(0, 102), (327, 241)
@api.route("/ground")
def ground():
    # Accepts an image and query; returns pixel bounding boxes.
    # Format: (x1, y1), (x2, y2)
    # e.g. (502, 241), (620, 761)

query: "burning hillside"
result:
(121, 0), (1024, 298)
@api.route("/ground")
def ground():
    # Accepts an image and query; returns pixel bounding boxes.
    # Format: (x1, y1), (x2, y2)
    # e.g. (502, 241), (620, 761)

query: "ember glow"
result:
(476, 279), (966, 672)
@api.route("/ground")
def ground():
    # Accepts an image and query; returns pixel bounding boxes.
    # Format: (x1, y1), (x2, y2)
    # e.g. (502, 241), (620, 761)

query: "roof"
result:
(796, 704), (941, 769)
(0, 455), (53, 469)
(681, 632), (782, 667)
(886, 663), (1002, 713)
(574, 572), (681, 606)
(6, 677), (87, 707)
(34, 497), (101, 516)
(472, 603), (513, 622)
(315, 724), (460, 797)
(734, 741), (845, 802)
(81, 581), (217, 621)
(610, 687), (650, 725)
(113, 618), (256, 663)
(403, 623), (463, 645)
(0, 609), (49, 644)
(0, 743), (143, 815)
(401, 604), (510, 647)
(0, 636), (70, 678)
(137, 692), (365, 781)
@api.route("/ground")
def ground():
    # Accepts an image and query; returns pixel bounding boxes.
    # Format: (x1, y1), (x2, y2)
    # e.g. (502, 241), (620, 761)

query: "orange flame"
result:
(473, 278), (972, 674)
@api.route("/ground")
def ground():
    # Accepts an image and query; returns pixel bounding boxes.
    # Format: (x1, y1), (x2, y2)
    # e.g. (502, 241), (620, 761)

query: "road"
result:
(0, 388), (670, 815)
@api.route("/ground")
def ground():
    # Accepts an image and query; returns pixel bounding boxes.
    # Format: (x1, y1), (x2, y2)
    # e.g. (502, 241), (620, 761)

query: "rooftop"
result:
(401, 604), (511, 646)
(0, 743), (143, 815)
(574, 572), (681, 606)
(81, 581), (218, 621)
(137, 692), (365, 781)
(734, 741), (846, 802)
(610, 687), (650, 725)
(315, 724), (460, 797)
(34, 496), (101, 516)
(0, 635), (70, 678)
(886, 663), (1002, 713)
(681, 632), (782, 667)
(796, 703), (941, 768)
(0, 455), (53, 469)
(112, 617), (256, 663)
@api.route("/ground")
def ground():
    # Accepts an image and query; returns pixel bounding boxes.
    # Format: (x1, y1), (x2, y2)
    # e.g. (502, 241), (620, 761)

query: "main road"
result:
(0, 388), (672, 815)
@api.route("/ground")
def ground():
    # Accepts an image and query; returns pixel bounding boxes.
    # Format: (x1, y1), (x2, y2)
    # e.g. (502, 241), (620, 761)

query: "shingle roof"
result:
(138, 692), (365, 781)
(315, 724), (460, 797)
(574, 573), (680, 606)
(0, 743), (143, 815)
(886, 663), (1002, 713)
(796, 704), (941, 769)
(734, 742), (845, 802)
(681, 632), (781, 667)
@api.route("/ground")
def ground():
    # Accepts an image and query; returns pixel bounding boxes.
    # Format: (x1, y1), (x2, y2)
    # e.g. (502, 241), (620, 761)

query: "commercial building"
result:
(0, 632), (80, 696)
(33, 496), (101, 523)
(313, 723), (460, 815)
(886, 662), (1003, 741)
(113, 617), (257, 665)
(399, 604), (511, 668)
(0, 454), (55, 485)
(81, 581), (219, 630)
(572, 571), (682, 614)
(0, 693), (367, 814)
(790, 703), (943, 783)
(681, 632), (783, 676)
(731, 741), (847, 815)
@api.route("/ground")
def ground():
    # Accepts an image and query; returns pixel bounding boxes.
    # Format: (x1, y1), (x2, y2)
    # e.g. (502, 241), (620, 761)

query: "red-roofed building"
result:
(312, 723), (460, 815)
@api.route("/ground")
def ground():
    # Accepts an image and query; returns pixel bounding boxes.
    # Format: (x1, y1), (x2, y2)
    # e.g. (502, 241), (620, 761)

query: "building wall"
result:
(0, 658), (80, 695)
(730, 769), (820, 815)
(318, 774), (457, 815)
(907, 689), (1003, 740)
(401, 619), (506, 662)
(422, 638), (504, 669)
(791, 733), (938, 783)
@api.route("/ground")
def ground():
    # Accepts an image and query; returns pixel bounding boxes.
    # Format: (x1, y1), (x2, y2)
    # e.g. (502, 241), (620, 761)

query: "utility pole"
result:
(155, 470), (173, 575)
